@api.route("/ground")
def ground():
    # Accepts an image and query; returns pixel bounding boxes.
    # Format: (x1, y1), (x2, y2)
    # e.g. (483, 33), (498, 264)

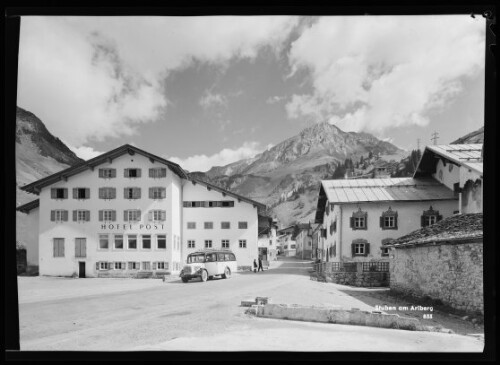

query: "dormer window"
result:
(421, 206), (442, 227)
(380, 207), (398, 230)
(350, 208), (367, 230)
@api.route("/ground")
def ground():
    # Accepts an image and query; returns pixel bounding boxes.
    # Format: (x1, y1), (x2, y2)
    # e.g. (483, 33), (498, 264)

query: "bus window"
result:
(224, 253), (231, 261)
(218, 253), (225, 261)
(229, 253), (236, 261)
(206, 253), (217, 262)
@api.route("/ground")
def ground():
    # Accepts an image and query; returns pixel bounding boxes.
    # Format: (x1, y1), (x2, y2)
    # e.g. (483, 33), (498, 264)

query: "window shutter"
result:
(111, 188), (116, 199)
(62, 210), (68, 222)
(53, 240), (57, 256)
(124, 168), (129, 178)
(85, 210), (90, 221)
(351, 243), (355, 257)
(50, 210), (55, 221)
(380, 216), (384, 228)
(148, 211), (153, 221)
(98, 169), (103, 178)
(136, 169), (141, 178)
(96, 262), (99, 271)
(73, 188), (78, 199)
(124, 188), (128, 199)
(421, 215), (426, 227)
(124, 211), (128, 222)
(111, 210), (116, 222)
(85, 188), (90, 199)
(149, 187), (153, 199)
(365, 243), (370, 256)
(153, 262), (157, 270)
(73, 210), (77, 221)
(99, 210), (103, 222)
(61, 241), (65, 256)
(437, 215), (443, 222)
(161, 188), (166, 199)
(134, 188), (141, 199)
(99, 188), (104, 199)
(161, 211), (166, 221)
(51, 188), (56, 199)
(350, 217), (354, 228)
(149, 168), (154, 178)
(137, 262), (141, 270)
(394, 215), (398, 229)
(63, 189), (68, 199)
(161, 168), (166, 177)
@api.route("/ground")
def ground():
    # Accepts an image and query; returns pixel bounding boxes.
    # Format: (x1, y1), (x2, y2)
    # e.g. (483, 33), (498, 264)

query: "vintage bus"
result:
(179, 249), (237, 283)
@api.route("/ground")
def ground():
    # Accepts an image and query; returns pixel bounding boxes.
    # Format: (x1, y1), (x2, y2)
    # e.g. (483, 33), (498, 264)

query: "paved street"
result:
(18, 257), (484, 352)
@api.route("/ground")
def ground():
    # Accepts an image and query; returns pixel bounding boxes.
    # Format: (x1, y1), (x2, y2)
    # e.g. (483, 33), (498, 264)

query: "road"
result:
(18, 257), (484, 352)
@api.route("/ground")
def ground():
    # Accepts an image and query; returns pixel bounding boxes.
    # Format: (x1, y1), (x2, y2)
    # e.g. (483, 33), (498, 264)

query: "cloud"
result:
(286, 16), (485, 133)
(266, 95), (286, 104)
(67, 144), (105, 160)
(17, 16), (300, 145)
(199, 91), (228, 109)
(168, 141), (264, 172)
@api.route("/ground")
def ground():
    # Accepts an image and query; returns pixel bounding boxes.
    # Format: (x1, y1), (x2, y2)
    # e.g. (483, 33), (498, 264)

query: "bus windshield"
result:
(187, 254), (205, 263)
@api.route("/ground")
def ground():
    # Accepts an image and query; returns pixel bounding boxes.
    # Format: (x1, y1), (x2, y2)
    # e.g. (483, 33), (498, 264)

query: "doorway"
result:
(79, 262), (86, 278)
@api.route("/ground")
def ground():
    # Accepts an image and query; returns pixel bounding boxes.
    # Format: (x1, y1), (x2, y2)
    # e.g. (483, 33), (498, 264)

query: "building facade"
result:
(315, 178), (458, 264)
(17, 145), (265, 277)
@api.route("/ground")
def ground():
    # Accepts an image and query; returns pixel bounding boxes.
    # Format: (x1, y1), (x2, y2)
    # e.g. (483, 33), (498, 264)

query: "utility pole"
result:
(431, 132), (439, 145)
(417, 138), (421, 151)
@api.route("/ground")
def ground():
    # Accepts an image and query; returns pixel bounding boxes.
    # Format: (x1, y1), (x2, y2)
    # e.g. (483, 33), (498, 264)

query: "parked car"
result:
(180, 249), (237, 283)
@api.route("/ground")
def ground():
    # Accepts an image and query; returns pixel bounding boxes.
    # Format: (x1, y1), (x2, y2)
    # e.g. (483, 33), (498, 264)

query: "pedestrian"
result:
(258, 257), (264, 272)
(253, 259), (257, 273)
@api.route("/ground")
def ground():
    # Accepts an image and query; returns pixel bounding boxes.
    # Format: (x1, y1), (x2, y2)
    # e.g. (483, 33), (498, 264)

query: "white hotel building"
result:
(17, 144), (266, 278)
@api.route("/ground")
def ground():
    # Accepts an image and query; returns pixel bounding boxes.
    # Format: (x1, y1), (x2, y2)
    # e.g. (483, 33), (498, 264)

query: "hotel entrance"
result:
(78, 262), (86, 278)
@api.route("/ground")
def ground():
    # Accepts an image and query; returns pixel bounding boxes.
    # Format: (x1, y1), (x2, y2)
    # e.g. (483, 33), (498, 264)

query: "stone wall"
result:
(390, 241), (483, 314)
(318, 262), (390, 287)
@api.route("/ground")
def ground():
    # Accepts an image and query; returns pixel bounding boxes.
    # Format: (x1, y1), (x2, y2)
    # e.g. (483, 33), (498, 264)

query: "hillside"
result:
(451, 126), (484, 144)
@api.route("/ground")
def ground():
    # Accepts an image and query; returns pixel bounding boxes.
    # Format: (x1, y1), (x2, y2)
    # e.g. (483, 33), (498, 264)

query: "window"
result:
(381, 247), (390, 257)
(239, 240), (247, 248)
(380, 208), (398, 230)
(73, 188), (90, 199)
(351, 239), (370, 257)
(73, 210), (90, 222)
(221, 239), (230, 248)
(75, 238), (86, 258)
(114, 235), (124, 249)
(99, 187), (116, 199)
(329, 221), (337, 235)
(99, 234), (109, 249)
(187, 222), (196, 229)
(114, 262), (125, 270)
(128, 262), (139, 270)
(187, 240), (196, 248)
(142, 235), (151, 249)
(157, 235), (166, 249)
(125, 168), (141, 178)
(98, 262), (111, 270)
(53, 238), (65, 257)
(149, 187), (166, 199)
(124, 210), (141, 222)
(51, 188), (68, 199)
(128, 235), (137, 249)
(238, 222), (248, 229)
(350, 209), (367, 230)
(148, 210), (166, 222)
(183, 200), (234, 207)
(421, 207), (442, 227)
(157, 262), (167, 270)
(149, 167), (167, 178)
(98, 168), (116, 178)
(142, 262), (151, 270)
(50, 210), (68, 222)
(205, 240), (213, 248)
(99, 210), (116, 222)
(221, 222), (230, 229)
(204, 222), (213, 229)
(124, 187), (141, 199)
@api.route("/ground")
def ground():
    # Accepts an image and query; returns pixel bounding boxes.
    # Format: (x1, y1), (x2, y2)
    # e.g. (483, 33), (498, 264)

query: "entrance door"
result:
(79, 262), (86, 278)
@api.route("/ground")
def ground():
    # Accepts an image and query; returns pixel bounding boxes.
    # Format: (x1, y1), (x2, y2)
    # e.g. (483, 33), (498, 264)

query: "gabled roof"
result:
(16, 199), (39, 213)
(20, 144), (188, 195)
(315, 177), (457, 224)
(384, 213), (482, 248)
(187, 177), (266, 210)
(414, 144), (483, 178)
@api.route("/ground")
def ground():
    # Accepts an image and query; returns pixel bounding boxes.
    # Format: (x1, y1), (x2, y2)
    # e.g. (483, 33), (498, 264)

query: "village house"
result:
(311, 223), (322, 261)
(276, 225), (296, 256)
(314, 178), (458, 264)
(294, 223), (314, 260)
(257, 215), (279, 263)
(16, 144), (266, 278)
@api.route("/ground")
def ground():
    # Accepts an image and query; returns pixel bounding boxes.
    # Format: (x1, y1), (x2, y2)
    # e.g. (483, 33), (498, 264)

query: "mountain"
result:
(194, 122), (407, 226)
(16, 106), (84, 267)
(451, 126), (484, 144)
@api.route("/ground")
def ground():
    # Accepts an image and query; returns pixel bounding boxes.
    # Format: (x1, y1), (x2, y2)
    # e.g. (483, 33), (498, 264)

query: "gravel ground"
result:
(17, 257), (484, 352)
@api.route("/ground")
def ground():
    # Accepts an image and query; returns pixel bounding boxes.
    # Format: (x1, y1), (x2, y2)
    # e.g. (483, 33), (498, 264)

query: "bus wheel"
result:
(222, 267), (231, 279)
(200, 270), (208, 282)
(181, 277), (189, 283)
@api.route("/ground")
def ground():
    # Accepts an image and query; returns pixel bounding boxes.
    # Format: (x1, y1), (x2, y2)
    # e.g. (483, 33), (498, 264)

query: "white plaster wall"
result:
(337, 199), (458, 263)
(38, 153), (181, 277)
(181, 181), (259, 267)
(432, 159), (460, 190)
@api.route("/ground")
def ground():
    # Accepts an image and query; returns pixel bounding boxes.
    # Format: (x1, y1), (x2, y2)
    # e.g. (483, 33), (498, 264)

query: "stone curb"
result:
(246, 303), (427, 332)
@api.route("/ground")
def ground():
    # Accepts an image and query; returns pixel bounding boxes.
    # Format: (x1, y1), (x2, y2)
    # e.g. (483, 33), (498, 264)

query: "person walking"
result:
(253, 259), (258, 273)
(258, 257), (264, 272)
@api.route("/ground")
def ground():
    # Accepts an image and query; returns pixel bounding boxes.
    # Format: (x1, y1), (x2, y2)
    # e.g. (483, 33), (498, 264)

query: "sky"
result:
(17, 15), (486, 172)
